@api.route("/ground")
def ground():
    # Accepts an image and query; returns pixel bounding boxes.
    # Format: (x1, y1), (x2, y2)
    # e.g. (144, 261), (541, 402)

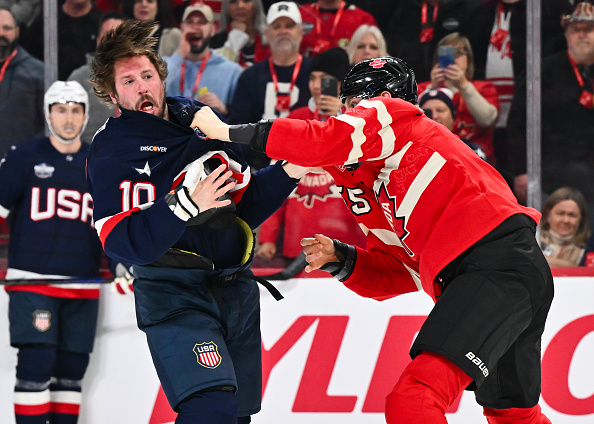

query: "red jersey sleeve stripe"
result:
(95, 203), (153, 247)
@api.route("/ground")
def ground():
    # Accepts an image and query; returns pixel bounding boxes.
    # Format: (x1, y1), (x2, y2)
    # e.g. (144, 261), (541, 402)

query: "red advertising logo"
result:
(149, 314), (594, 422)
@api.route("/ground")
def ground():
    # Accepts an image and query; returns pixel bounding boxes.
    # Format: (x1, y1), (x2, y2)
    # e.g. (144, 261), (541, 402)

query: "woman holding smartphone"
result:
(418, 32), (500, 165)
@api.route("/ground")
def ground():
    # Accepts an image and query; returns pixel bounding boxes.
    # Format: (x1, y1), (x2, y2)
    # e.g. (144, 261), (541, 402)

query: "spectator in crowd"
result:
(539, 186), (590, 267)
(464, 0), (573, 169)
(346, 24), (387, 65)
(165, 2), (243, 117)
(21, 0), (102, 80)
(211, 0), (270, 68)
(68, 13), (124, 142)
(192, 55), (554, 424)
(0, 0), (40, 27)
(256, 47), (366, 266)
(285, 46), (346, 120)
(171, 0), (224, 27)
(0, 7), (44, 155)
(1, 81), (103, 424)
(507, 1), (594, 218)
(418, 32), (500, 165)
(229, 1), (311, 170)
(298, 0), (376, 57)
(123, 0), (180, 57)
(418, 87), (487, 161)
(87, 20), (306, 423)
(383, 0), (474, 82)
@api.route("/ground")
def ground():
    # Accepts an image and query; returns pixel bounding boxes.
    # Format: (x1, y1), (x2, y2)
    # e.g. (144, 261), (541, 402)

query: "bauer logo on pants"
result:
(193, 342), (221, 368)
(33, 310), (51, 332)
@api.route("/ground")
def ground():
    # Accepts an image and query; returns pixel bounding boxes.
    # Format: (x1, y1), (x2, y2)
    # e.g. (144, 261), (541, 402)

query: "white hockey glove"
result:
(166, 160), (204, 221)
(111, 263), (134, 295)
(167, 155), (236, 228)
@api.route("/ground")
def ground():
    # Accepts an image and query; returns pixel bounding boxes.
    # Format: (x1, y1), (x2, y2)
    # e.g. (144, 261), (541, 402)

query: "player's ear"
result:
(109, 93), (118, 105)
(380, 91), (392, 99)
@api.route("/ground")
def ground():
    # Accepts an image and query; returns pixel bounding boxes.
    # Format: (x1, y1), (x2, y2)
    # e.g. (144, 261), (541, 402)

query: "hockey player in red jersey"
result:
(193, 56), (554, 423)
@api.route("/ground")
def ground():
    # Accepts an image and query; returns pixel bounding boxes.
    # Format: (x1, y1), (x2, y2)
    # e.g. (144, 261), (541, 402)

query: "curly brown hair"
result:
(91, 20), (168, 105)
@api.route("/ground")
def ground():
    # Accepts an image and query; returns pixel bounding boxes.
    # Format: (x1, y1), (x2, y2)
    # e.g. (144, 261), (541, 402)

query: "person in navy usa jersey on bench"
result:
(0, 80), (103, 424)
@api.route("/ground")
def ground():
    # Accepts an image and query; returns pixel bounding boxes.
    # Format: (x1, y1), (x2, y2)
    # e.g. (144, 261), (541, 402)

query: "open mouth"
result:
(139, 100), (154, 112)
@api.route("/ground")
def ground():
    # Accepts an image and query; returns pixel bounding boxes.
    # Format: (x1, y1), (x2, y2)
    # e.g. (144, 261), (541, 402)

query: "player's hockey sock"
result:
(483, 405), (552, 424)
(385, 351), (473, 424)
(49, 350), (89, 424)
(176, 390), (238, 424)
(14, 344), (56, 424)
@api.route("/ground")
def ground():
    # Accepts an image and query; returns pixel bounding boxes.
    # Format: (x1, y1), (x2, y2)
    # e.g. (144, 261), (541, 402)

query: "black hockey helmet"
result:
(339, 57), (418, 105)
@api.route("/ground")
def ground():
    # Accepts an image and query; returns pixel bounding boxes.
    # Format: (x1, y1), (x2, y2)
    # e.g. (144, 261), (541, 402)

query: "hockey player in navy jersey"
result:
(0, 80), (103, 424)
(193, 57), (554, 424)
(86, 20), (307, 424)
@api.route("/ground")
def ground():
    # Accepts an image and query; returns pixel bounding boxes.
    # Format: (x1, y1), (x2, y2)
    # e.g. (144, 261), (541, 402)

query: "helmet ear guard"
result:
(340, 57), (418, 106)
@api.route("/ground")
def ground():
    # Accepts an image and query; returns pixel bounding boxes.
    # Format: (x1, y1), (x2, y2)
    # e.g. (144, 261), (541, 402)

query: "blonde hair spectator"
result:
(433, 32), (475, 80)
(346, 24), (387, 65)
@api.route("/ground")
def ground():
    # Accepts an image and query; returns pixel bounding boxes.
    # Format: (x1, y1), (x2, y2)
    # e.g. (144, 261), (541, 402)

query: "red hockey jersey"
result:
(264, 97), (539, 302)
(258, 104), (365, 257)
(258, 170), (367, 258)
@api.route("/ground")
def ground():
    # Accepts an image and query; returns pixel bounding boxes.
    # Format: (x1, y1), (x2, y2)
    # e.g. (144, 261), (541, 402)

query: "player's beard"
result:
(0, 36), (18, 62)
(156, 89), (167, 119)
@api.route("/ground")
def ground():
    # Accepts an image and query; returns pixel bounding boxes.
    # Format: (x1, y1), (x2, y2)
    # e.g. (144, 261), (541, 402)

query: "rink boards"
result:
(0, 275), (593, 424)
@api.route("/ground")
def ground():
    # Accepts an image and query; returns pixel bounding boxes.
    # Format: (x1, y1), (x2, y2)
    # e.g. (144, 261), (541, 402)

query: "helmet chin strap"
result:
(49, 129), (77, 144)
(45, 114), (89, 146)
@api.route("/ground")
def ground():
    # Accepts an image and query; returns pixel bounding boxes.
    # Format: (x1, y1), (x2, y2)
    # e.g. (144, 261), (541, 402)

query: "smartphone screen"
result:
(321, 77), (338, 97)
(438, 46), (457, 68)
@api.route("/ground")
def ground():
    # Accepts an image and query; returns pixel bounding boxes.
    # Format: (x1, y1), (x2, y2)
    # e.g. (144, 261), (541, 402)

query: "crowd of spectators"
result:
(2, 0), (594, 270)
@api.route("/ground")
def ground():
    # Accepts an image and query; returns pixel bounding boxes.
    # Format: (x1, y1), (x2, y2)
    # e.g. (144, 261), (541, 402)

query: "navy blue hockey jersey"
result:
(0, 138), (103, 298)
(87, 97), (297, 269)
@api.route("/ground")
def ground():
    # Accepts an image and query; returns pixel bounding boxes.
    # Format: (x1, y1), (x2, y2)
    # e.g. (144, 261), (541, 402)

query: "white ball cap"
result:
(266, 1), (302, 25)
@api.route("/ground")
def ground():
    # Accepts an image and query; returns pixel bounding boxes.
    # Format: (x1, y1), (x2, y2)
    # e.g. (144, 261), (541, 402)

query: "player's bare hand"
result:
(190, 164), (235, 211)
(191, 107), (231, 141)
(300, 234), (339, 272)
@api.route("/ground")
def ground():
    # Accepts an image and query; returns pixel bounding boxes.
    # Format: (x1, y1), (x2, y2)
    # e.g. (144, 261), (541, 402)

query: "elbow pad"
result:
(251, 119), (274, 152)
(228, 120), (274, 153)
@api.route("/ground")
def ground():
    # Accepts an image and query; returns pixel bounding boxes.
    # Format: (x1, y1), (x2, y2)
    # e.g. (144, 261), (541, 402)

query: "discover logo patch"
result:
(140, 146), (167, 153)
